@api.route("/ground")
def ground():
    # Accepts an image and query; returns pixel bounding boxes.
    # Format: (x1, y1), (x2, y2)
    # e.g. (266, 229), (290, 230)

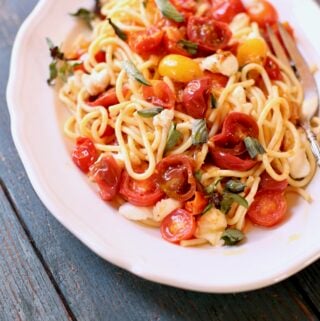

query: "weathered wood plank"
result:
(0, 185), (72, 321)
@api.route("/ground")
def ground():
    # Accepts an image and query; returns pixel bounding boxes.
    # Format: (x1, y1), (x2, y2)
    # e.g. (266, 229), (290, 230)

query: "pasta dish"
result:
(47, 0), (318, 247)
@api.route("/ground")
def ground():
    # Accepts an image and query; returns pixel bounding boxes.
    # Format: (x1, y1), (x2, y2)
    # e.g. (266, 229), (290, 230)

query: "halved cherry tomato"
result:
(211, 151), (258, 171)
(185, 191), (208, 215)
(128, 27), (164, 56)
(160, 208), (196, 243)
(90, 155), (122, 201)
(171, 0), (196, 13)
(182, 77), (212, 118)
(156, 155), (196, 202)
(119, 171), (164, 207)
(246, 0), (278, 28)
(210, 0), (246, 23)
(264, 56), (282, 81)
(95, 50), (106, 63)
(247, 190), (287, 227)
(142, 80), (176, 109)
(187, 16), (232, 52)
(88, 88), (118, 107)
(72, 137), (98, 173)
(259, 171), (288, 193)
(206, 72), (229, 88)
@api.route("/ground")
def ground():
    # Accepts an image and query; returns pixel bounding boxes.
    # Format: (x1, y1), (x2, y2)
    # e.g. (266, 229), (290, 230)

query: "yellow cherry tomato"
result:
(237, 38), (268, 66)
(158, 54), (203, 82)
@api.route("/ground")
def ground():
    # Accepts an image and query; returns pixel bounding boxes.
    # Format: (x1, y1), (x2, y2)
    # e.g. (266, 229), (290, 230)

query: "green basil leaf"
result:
(137, 107), (163, 118)
(70, 8), (96, 29)
(194, 170), (203, 182)
(192, 119), (208, 145)
(178, 39), (198, 55)
(225, 180), (246, 193)
(47, 61), (58, 85)
(210, 94), (217, 109)
(220, 192), (248, 214)
(202, 204), (213, 215)
(155, 0), (185, 22)
(46, 38), (64, 60)
(108, 18), (127, 41)
(204, 177), (222, 195)
(221, 229), (244, 246)
(244, 137), (266, 159)
(166, 123), (182, 151)
(122, 61), (151, 86)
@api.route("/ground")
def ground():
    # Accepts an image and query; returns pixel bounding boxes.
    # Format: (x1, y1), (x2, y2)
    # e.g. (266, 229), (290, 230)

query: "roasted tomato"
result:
(95, 50), (106, 63)
(182, 77), (212, 118)
(90, 155), (122, 201)
(119, 171), (164, 207)
(187, 16), (232, 52)
(210, 0), (246, 23)
(246, 0), (278, 28)
(211, 151), (258, 171)
(161, 208), (196, 243)
(185, 191), (208, 215)
(128, 26), (164, 56)
(72, 137), (98, 173)
(163, 27), (191, 57)
(259, 171), (288, 193)
(142, 80), (176, 109)
(156, 155), (196, 202)
(206, 72), (229, 88)
(171, 0), (197, 13)
(247, 190), (287, 227)
(88, 88), (119, 107)
(264, 56), (282, 81)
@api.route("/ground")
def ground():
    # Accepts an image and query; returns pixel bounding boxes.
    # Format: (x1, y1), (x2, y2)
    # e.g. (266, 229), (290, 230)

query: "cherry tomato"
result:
(72, 137), (98, 173)
(171, 0), (196, 13)
(264, 56), (282, 81)
(259, 171), (288, 192)
(142, 80), (176, 109)
(160, 208), (196, 243)
(128, 27), (164, 56)
(246, 0), (278, 28)
(185, 192), (208, 215)
(187, 16), (232, 52)
(95, 50), (106, 63)
(119, 171), (164, 207)
(237, 38), (268, 66)
(206, 72), (229, 88)
(210, 0), (246, 23)
(88, 88), (118, 107)
(156, 155), (196, 202)
(211, 151), (258, 171)
(182, 77), (212, 118)
(163, 27), (191, 57)
(247, 190), (287, 227)
(90, 155), (122, 201)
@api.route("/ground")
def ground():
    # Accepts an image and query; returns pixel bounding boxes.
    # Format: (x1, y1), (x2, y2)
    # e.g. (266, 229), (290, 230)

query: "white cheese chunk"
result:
(288, 148), (311, 179)
(83, 68), (110, 96)
(152, 198), (182, 222)
(153, 109), (175, 128)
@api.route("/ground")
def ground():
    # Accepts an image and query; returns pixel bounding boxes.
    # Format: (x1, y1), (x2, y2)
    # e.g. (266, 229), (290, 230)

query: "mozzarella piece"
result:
(229, 13), (250, 33)
(119, 203), (153, 221)
(153, 109), (175, 128)
(83, 68), (110, 96)
(230, 86), (247, 104)
(200, 52), (239, 77)
(195, 208), (227, 246)
(153, 198), (182, 222)
(288, 148), (311, 179)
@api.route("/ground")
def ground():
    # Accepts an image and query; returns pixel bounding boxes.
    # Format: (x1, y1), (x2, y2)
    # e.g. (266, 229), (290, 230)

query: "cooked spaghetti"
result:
(51, 0), (318, 247)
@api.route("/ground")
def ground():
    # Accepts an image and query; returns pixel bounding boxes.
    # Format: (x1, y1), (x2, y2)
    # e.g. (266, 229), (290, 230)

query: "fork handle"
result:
(304, 126), (320, 166)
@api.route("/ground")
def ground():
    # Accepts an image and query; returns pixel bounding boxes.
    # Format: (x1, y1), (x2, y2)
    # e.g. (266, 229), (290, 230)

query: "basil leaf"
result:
(244, 137), (266, 159)
(122, 61), (151, 86)
(225, 180), (246, 193)
(221, 229), (244, 246)
(108, 18), (127, 41)
(166, 123), (182, 151)
(178, 39), (198, 55)
(202, 204), (213, 215)
(70, 8), (96, 29)
(47, 61), (58, 85)
(94, 0), (103, 16)
(204, 177), (222, 194)
(210, 94), (217, 109)
(137, 107), (163, 118)
(46, 38), (64, 60)
(220, 192), (248, 214)
(192, 119), (208, 145)
(194, 170), (203, 182)
(155, 0), (185, 22)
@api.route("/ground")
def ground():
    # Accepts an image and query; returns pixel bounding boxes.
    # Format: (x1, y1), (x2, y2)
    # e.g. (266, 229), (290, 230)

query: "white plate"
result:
(7, 0), (320, 293)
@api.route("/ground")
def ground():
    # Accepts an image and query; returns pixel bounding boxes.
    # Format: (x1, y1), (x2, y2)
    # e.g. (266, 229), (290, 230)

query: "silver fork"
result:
(267, 23), (320, 166)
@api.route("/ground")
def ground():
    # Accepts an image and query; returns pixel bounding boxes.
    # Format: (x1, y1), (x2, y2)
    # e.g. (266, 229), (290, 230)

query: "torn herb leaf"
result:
(137, 107), (163, 118)
(204, 178), (222, 195)
(166, 123), (182, 151)
(202, 204), (213, 215)
(225, 180), (246, 193)
(70, 8), (96, 29)
(244, 137), (266, 159)
(122, 61), (151, 86)
(178, 39), (198, 55)
(220, 193), (248, 214)
(192, 119), (208, 145)
(46, 38), (64, 60)
(155, 0), (185, 22)
(195, 170), (203, 182)
(221, 229), (244, 246)
(108, 18), (127, 41)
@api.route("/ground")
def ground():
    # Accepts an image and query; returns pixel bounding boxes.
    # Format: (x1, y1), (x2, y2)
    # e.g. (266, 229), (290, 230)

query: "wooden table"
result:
(1, 1), (320, 320)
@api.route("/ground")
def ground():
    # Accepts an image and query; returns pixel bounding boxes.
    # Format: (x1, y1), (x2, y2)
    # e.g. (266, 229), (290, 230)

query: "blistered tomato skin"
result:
(158, 54), (203, 83)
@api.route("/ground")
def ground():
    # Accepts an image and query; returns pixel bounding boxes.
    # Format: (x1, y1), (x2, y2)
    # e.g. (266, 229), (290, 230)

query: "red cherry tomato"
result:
(163, 27), (191, 57)
(161, 208), (196, 243)
(210, 0), (246, 23)
(88, 88), (119, 107)
(90, 155), (122, 201)
(128, 27), (164, 56)
(182, 77), (212, 118)
(211, 151), (258, 171)
(72, 137), (98, 173)
(185, 191), (208, 215)
(171, 0), (197, 13)
(95, 50), (106, 63)
(156, 155), (196, 202)
(119, 171), (164, 207)
(259, 171), (288, 192)
(142, 80), (176, 109)
(247, 190), (287, 227)
(206, 72), (229, 88)
(246, 0), (278, 28)
(187, 16), (232, 52)
(264, 56), (282, 81)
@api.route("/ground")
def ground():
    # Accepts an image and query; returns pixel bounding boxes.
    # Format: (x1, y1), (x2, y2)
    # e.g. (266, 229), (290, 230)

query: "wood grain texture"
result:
(0, 185), (72, 321)
(1, 0), (320, 321)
